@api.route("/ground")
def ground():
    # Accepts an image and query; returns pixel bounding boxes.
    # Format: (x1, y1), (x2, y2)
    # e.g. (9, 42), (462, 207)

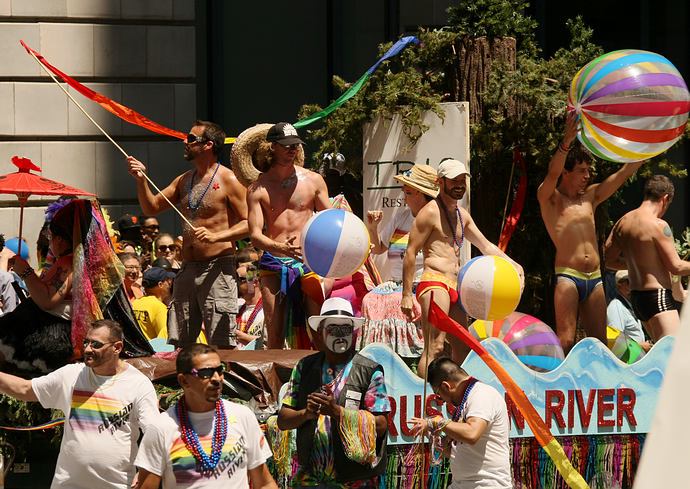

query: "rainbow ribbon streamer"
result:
(0, 418), (65, 431)
(428, 297), (590, 489)
(293, 36), (419, 129)
(21, 36), (418, 146)
(225, 36), (418, 144)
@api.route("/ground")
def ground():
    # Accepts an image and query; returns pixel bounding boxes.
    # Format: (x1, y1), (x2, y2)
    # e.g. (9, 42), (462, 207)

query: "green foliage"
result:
(447, 0), (538, 53)
(298, 29), (453, 170)
(675, 227), (690, 260)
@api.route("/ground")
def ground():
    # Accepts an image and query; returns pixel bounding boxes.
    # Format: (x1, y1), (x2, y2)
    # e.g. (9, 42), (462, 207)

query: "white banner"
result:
(362, 102), (470, 281)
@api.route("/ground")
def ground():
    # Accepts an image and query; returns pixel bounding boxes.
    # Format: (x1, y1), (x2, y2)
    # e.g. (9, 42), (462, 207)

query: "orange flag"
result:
(20, 40), (186, 140)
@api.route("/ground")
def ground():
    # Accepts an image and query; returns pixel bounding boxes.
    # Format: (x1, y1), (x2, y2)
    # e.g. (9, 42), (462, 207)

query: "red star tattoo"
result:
(212, 182), (220, 190)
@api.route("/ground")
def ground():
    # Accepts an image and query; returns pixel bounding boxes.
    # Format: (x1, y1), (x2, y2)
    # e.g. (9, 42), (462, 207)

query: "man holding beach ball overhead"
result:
(538, 114), (643, 355)
(401, 160), (523, 378)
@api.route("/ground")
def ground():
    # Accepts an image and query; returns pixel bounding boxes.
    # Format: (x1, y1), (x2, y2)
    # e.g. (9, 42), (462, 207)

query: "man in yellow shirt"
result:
(132, 267), (175, 340)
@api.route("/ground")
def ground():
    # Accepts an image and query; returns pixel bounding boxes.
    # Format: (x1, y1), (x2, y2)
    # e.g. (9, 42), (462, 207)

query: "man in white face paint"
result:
(277, 297), (391, 488)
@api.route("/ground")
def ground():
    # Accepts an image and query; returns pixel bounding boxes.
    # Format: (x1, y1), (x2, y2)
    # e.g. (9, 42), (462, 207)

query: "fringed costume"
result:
(258, 252), (324, 349)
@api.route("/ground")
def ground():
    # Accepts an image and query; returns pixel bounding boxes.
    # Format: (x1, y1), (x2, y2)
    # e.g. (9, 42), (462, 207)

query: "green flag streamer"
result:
(293, 36), (419, 129)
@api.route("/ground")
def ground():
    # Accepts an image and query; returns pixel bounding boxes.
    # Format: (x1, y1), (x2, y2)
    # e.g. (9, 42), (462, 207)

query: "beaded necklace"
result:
(176, 397), (228, 476)
(188, 162), (221, 213)
(437, 198), (465, 253)
(452, 377), (478, 423)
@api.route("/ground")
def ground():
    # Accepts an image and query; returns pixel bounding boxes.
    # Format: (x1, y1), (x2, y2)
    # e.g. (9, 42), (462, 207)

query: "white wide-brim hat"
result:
(307, 297), (365, 331)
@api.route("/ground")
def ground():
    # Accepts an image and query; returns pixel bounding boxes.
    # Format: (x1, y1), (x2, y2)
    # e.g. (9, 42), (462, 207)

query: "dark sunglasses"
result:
(188, 364), (226, 379)
(186, 133), (208, 145)
(157, 245), (179, 252)
(278, 143), (300, 150)
(142, 224), (160, 230)
(83, 339), (115, 349)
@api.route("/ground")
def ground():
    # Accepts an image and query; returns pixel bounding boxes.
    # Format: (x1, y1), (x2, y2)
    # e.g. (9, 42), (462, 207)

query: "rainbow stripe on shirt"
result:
(69, 390), (131, 434)
(387, 228), (409, 257)
(170, 434), (250, 484)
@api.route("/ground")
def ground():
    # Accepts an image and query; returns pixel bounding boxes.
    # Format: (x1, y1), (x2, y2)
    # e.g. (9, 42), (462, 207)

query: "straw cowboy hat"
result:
(393, 164), (439, 198)
(307, 297), (366, 331)
(230, 123), (305, 187)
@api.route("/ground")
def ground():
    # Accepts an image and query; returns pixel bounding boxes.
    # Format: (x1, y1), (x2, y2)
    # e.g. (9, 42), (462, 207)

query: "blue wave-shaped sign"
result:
(360, 336), (672, 443)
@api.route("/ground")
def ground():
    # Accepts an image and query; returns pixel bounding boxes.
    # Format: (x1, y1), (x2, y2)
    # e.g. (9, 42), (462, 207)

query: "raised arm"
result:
(591, 160), (645, 207)
(127, 156), (180, 215)
(366, 210), (386, 255)
(0, 372), (38, 402)
(653, 220), (690, 276)
(537, 113), (578, 204)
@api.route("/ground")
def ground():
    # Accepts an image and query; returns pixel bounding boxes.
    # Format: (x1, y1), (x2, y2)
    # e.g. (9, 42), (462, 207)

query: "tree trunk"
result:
(451, 36), (517, 123)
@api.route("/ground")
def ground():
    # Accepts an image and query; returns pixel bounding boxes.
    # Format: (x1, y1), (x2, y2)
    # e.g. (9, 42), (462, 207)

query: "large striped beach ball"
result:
(470, 312), (564, 372)
(301, 209), (370, 278)
(568, 49), (690, 163)
(458, 256), (521, 320)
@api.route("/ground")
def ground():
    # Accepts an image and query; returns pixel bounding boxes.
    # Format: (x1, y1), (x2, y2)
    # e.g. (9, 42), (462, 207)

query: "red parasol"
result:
(0, 156), (96, 257)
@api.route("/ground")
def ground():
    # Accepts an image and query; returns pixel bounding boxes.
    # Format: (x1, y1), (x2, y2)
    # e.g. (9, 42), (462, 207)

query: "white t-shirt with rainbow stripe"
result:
(31, 362), (160, 489)
(135, 399), (272, 488)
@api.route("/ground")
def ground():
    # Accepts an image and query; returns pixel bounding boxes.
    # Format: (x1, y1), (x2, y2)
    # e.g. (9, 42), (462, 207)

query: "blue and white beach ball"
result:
(301, 209), (370, 278)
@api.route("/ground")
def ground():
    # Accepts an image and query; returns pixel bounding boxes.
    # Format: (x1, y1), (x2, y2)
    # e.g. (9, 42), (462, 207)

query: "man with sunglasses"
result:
(277, 297), (390, 488)
(134, 344), (277, 489)
(127, 120), (249, 349)
(247, 122), (331, 349)
(0, 319), (159, 489)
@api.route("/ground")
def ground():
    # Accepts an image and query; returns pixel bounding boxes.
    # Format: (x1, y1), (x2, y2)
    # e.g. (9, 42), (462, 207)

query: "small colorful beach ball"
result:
(568, 49), (690, 163)
(301, 209), (370, 278)
(470, 312), (565, 372)
(458, 256), (521, 320)
(607, 326), (646, 364)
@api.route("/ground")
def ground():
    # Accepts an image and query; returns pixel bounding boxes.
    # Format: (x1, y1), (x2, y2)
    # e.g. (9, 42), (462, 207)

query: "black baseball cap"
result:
(266, 122), (304, 145)
(142, 267), (175, 288)
(117, 214), (140, 231)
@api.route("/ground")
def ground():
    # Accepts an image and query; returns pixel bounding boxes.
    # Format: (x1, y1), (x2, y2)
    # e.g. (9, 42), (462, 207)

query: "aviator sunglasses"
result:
(185, 133), (208, 145)
(83, 339), (115, 349)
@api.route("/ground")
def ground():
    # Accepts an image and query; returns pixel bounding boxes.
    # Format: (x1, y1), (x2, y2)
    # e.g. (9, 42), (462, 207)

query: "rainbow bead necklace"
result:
(176, 397), (228, 475)
(188, 162), (220, 213)
(452, 377), (478, 423)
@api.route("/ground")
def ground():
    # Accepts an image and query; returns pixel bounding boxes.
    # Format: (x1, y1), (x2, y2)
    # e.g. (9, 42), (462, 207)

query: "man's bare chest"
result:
(262, 184), (314, 213)
(180, 174), (227, 217)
